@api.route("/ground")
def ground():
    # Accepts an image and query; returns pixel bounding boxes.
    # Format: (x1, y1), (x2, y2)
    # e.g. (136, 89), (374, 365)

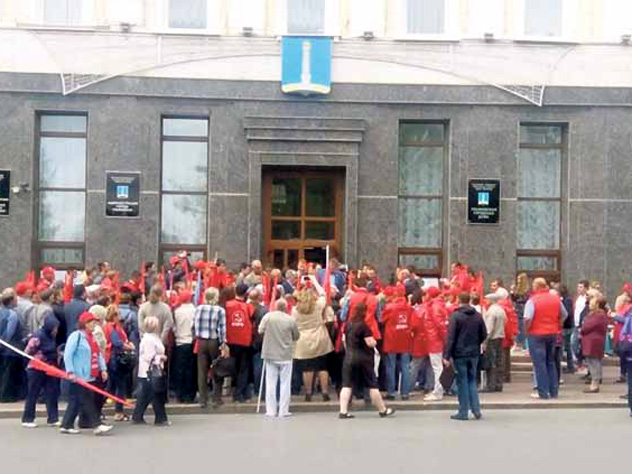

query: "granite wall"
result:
(0, 73), (631, 299)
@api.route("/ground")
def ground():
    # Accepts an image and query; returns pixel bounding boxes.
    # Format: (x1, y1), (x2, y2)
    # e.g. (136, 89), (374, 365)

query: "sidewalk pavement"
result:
(1, 366), (628, 419)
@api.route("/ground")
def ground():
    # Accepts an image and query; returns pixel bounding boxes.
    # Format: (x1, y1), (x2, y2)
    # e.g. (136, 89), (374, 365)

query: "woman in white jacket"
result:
(132, 317), (169, 426)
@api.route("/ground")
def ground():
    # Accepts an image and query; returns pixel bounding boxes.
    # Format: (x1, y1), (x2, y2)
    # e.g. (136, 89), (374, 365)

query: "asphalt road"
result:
(1, 410), (629, 473)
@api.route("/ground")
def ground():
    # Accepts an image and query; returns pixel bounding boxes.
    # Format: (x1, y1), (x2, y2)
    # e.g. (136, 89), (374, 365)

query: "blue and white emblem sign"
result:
(281, 36), (332, 95)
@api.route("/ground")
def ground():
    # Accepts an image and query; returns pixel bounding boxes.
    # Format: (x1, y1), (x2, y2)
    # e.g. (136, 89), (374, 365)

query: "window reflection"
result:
(161, 195), (207, 245)
(39, 191), (85, 242)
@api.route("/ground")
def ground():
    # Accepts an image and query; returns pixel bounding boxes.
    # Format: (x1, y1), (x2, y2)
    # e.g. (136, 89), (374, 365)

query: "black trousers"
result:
(0, 356), (26, 402)
(107, 361), (130, 413)
(173, 344), (197, 403)
(132, 378), (168, 424)
(62, 383), (97, 429)
(22, 369), (60, 423)
(229, 344), (251, 402)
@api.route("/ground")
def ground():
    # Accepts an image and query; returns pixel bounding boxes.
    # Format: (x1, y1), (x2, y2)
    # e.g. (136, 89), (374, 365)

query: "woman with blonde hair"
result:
(104, 305), (135, 421)
(132, 316), (169, 425)
(292, 275), (334, 402)
(511, 272), (530, 350)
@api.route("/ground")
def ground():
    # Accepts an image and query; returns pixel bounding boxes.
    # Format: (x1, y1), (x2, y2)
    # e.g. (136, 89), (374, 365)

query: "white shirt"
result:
(574, 295), (586, 326)
(174, 303), (195, 345)
(138, 333), (165, 379)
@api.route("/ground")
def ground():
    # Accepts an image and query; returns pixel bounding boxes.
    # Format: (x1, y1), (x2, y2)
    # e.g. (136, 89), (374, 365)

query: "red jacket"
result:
(410, 305), (428, 358)
(499, 299), (518, 348)
(529, 290), (561, 336)
(225, 299), (254, 347)
(581, 310), (608, 359)
(348, 288), (381, 339)
(104, 322), (128, 364)
(423, 299), (447, 353)
(382, 298), (413, 354)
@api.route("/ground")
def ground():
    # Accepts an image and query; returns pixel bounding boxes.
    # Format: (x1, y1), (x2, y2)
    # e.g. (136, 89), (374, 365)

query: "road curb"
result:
(1, 400), (627, 420)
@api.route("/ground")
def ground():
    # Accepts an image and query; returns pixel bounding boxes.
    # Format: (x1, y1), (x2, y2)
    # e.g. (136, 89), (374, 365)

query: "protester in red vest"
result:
(382, 286), (413, 400)
(525, 278), (568, 399)
(409, 290), (428, 392)
(422, 286), (448, 401)
(223, 284), (254, 403)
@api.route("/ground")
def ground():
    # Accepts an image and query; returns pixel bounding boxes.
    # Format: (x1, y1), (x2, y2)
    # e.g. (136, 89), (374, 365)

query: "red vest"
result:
(423, 299), (448, 353)
(225, 299), (254, 346)
(382, 298), (412, 354)
(529, 290), (561, 336)
(410, 305), (427, 358)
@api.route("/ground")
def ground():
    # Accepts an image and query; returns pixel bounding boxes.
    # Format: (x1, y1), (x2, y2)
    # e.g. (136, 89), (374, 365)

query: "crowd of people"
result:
(0, 253), (631, 435)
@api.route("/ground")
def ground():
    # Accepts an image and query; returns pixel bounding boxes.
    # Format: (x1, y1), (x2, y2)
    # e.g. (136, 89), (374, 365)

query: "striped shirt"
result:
(193, 304), (226, 344)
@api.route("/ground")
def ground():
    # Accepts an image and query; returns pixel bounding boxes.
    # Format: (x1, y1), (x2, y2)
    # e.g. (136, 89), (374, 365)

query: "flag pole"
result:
(256, 361), (266, 414)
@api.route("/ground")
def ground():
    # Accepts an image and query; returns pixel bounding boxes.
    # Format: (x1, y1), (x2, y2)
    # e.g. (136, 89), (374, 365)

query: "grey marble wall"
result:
(1, 74), (632, 299)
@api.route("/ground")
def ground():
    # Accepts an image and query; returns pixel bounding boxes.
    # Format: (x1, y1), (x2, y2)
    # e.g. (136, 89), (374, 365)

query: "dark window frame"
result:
(159, 115), (210, 268)
(33, 111), (88, 271)
(397, 120), (448, 277)
(516, 122), (567, 282)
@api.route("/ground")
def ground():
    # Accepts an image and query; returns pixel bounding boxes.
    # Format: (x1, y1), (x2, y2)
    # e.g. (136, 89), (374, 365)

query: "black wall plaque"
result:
(106, 171), (140, 217)
(0, 170), (10, 216)
(468, 179), (500, 224)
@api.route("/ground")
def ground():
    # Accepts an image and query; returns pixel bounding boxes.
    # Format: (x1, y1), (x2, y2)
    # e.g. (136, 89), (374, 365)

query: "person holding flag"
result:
(60, 311), (113, 435)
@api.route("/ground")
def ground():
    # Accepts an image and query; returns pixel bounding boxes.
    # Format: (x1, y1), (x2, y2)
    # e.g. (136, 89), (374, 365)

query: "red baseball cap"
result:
(623, 283), (632, 293)
(79, 311), (98, 325)
(42, 266), (55, 279)
(15, 282), (32, 296)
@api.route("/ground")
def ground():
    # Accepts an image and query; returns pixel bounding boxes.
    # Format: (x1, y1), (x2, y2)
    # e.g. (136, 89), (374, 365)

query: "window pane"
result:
(399, 198), (442, 248)
(169, 0), (207, 28)
(163, 118), (208, 137)
(288, 0), (325, 34)
(272, 178), (301, 216)
(306, 179), (335, 217)
(305, 221), (335, 240)
(44, 0), (82, 24)
(525, 0), (562, 37)
(41, 248), (84, 265)
(399, 253), (440, 271)
(272, 221), (301, 240)
(161, 195), (207, 245)
(517, 201), (560, 250)
(520, 125), (562, 145)
(518, 148), (561, 198)
(162, 141), (208, 192)
(40, 137), (86, 189)
(39, 191), (85, 242)
(400, 123), (444, 145)
(399, 146), (443, 196)
(517, 256), (558, 271)
(41, 115), (87, 133)
(408, 0), (445, 34)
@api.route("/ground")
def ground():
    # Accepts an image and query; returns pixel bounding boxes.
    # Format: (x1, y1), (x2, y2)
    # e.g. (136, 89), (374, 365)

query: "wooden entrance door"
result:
(263, 170), (344, 269)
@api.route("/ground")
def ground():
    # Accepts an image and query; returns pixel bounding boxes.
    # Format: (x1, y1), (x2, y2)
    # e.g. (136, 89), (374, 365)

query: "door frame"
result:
(262, 169), (344, 268)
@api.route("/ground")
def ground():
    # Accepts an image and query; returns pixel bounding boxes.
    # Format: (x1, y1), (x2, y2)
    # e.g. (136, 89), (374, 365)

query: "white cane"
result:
(256, 359), (266, 413)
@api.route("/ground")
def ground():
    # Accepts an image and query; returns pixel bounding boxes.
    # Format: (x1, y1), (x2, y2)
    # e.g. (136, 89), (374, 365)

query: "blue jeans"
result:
(516, 317), (526, 346)
(563, 329), (575, 372)
(385, 353), (411, 397)
(529, 335), (559, 399)
(454, 356), (481, 416)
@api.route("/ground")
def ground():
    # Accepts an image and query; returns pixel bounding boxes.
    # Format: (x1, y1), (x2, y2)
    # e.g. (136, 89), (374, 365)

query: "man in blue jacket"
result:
(0, 288), (26, 402)
(63, 285), (90, 340)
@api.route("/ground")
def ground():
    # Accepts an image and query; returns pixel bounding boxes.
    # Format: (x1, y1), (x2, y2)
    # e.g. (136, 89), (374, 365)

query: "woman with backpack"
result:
(104, 305), (135, 421)
(132, 316), (169, 426)
(21, 314), (61, 428)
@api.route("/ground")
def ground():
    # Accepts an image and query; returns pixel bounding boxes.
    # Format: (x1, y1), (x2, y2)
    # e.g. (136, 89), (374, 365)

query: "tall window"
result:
(407, 0), (445, 35)
(43, 0), (84, 25)
(287, 0), (326, 34)
(398, 122), (446, 276)
(517, 124), (565, 280)
(160, 117), (209, 263)
(37, 114), (87, 269)
(168, 0), (208, 29)
(524, 0), (562, 37)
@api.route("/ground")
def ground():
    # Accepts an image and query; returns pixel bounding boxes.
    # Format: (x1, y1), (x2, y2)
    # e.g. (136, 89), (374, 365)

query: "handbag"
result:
(147, 356), (167, 393)
(116, 350), (136, 372)
(618, 335), (632, 359)
(211, 356), (236, 378)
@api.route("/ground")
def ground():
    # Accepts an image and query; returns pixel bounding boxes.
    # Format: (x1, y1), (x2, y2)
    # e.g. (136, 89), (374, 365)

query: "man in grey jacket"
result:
(258, 299), (299, 417)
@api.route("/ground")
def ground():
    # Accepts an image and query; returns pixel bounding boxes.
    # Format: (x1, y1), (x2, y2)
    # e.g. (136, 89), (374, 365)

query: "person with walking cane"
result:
(257, 299), (299, 417)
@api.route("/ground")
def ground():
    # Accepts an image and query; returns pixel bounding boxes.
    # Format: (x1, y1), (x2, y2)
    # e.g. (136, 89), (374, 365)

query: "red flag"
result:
(113, 272), (120, 306)
(269, 275), (279, 311)
(323, 264), (332, 305)
(263, 273), (271, 306)
(139, 261), (146, 295)
(63, 272), (73, 304)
